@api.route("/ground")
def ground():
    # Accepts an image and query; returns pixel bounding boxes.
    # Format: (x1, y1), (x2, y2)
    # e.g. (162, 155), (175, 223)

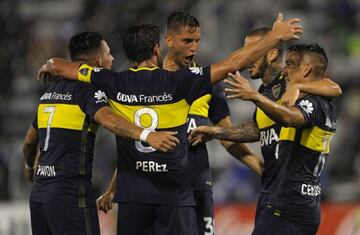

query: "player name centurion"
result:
(116, 92), (173, 103)
(40, 92), (72, 101)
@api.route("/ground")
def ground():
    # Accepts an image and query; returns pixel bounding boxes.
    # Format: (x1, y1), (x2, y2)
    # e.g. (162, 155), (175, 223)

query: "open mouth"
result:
(184, 55), (195, 64)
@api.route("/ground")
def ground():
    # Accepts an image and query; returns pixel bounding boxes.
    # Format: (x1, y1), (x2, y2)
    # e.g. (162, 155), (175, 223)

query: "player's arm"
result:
(216, 117), (263, 175)
(282, 78), (342, 106)
(189, 121), (259, 144)
(210, 13), (303, 84)
(23, 126), (39, 182)
(225, 72), (305, 128)
(94, 106), (180, 152)
(97, 169), (117, 214)
(37, 58), (81, 81)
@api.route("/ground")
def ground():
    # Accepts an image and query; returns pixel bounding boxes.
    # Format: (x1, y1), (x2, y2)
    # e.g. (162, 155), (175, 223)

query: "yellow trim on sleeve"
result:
(78, 64), (94, 83)
(188, 94), (211, 118)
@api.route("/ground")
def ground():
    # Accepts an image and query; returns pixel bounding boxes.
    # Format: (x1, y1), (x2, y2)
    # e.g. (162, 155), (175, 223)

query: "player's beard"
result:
(250, 57), (268, 80)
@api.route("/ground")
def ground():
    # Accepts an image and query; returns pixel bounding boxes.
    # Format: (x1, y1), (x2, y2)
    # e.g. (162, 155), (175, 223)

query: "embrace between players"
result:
(23, 10), (341, 235)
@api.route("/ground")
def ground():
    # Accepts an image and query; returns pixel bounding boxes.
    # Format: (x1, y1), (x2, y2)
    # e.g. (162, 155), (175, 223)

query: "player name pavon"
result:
(116, 92), (173, 103)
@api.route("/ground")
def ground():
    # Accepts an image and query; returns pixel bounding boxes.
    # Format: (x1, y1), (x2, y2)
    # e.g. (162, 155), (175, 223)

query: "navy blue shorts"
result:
(194, 190), (214, 235)
(117, 202), (197, 235)
(30, 201), (100, 235)
(252, 209), (319, 235)
(254, 192), (269, 226)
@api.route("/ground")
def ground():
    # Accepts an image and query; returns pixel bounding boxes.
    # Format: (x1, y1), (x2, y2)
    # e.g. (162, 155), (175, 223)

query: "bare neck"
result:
(137, 55), (158, 68)
(163, 53), (180, 71)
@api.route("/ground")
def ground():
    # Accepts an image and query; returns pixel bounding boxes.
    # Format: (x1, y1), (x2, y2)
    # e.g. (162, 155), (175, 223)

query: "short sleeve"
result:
(78, 64), (118, 94)
(295, 96), (318, 128)
(175, 66), (212, 104)
(208, 81), (230, 124)
(75, 83), (109, 120)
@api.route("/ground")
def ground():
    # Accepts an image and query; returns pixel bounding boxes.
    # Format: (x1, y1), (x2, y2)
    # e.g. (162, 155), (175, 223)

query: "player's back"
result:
(31, 79), (107, 208)
(77, 65), (212, 206)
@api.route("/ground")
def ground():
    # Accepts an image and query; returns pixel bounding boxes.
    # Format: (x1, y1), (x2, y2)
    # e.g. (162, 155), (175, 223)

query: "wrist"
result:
(140, 129), (153, 142)
(24, 163), (34, 171)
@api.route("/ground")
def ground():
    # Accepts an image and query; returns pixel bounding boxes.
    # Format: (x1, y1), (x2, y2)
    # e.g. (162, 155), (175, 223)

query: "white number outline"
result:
(203, 217), (214, 235)
(43, 106), (56, 151)
(134, 107), (158, 153)
(313, 135), (332, 177)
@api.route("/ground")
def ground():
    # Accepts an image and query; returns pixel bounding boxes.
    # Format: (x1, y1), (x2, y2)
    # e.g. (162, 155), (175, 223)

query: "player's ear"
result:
(303, 64), (312, 77)
(153, 44), (161, 57)
(164, 34), (173, 48)
(267, 49), (279, 63)
(94, 54), (102, 67)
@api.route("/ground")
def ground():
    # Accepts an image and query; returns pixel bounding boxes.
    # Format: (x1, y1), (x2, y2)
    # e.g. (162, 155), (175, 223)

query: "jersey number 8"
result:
(134, 107), (158, 153)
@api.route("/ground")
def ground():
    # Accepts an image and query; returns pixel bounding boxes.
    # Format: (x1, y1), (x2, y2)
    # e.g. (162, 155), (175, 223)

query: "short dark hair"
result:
(288, 44), (328, 76)
(69, 31), (103, 61)
(122, 23), (160, 63)
(167, 11), (200, 33)
(247, 27), (272, 37)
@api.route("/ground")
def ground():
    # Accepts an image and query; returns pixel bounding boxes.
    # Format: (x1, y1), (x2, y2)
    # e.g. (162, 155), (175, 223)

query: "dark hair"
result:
(69, 31), (103, 61)
(288, 44), (328, 75)
(167, 11), (200, 33)
(122, 23), (160, 63)
(247, 27), (272, 37)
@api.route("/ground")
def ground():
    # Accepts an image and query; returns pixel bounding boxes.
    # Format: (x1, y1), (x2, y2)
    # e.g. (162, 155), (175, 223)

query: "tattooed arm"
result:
(189, 121), (259, 144)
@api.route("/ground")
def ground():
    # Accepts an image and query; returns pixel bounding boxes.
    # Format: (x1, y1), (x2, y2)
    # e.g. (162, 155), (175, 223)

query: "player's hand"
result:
(24, 167), (34, 182)
(281, 83), (300, 107)
(37, 64), (50, 80)
(224, 71), (258, 100)
(188, 126), (220, 145)
(96, 191), (114, 214)
(271, 13), (303, 41)
(147, 131), (180, 152)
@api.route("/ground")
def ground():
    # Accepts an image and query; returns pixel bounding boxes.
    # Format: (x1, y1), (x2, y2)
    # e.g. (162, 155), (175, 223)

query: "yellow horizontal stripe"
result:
(129, 67), (159, 72)
(38, 104), (85, 131)
(188, 94), (211, 118)
(78, 64), (93, 83)
(300, 126), (334, 153)
(279, 127), (296, 141)
(108, 99), (190, 129)
(256, 107), (276, 129)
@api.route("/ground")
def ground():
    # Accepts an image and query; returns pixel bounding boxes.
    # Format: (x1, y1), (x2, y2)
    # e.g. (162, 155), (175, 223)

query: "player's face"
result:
(244, 36), (267, 79)
(282, 51), (304, 84)
(169, 26), (201, 67)
(99, 40), (113, 69)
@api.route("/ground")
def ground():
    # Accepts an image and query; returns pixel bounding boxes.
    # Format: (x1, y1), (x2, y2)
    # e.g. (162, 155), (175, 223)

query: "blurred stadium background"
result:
(0, 0), (359, 234)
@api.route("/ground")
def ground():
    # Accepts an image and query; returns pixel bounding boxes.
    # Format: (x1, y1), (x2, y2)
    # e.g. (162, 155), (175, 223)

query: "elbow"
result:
(335, 85), (342, 96)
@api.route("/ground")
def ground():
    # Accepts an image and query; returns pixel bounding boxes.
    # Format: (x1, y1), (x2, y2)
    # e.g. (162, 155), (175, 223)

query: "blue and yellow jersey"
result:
(77, 64), (212, 206)
(187, 80), (230, 191)
(253, 75), (286, 192)
(30, 79), (108, 208)
(268, 94), (337, 225)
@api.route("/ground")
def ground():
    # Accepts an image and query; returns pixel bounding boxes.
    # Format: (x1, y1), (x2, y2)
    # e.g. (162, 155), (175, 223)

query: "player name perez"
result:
(117, 92), (173, 103)
(136, 161), (168, 172)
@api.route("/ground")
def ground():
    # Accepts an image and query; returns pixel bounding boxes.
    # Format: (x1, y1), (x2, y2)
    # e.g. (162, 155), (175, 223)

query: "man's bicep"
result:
(24, 126), (39, 145)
